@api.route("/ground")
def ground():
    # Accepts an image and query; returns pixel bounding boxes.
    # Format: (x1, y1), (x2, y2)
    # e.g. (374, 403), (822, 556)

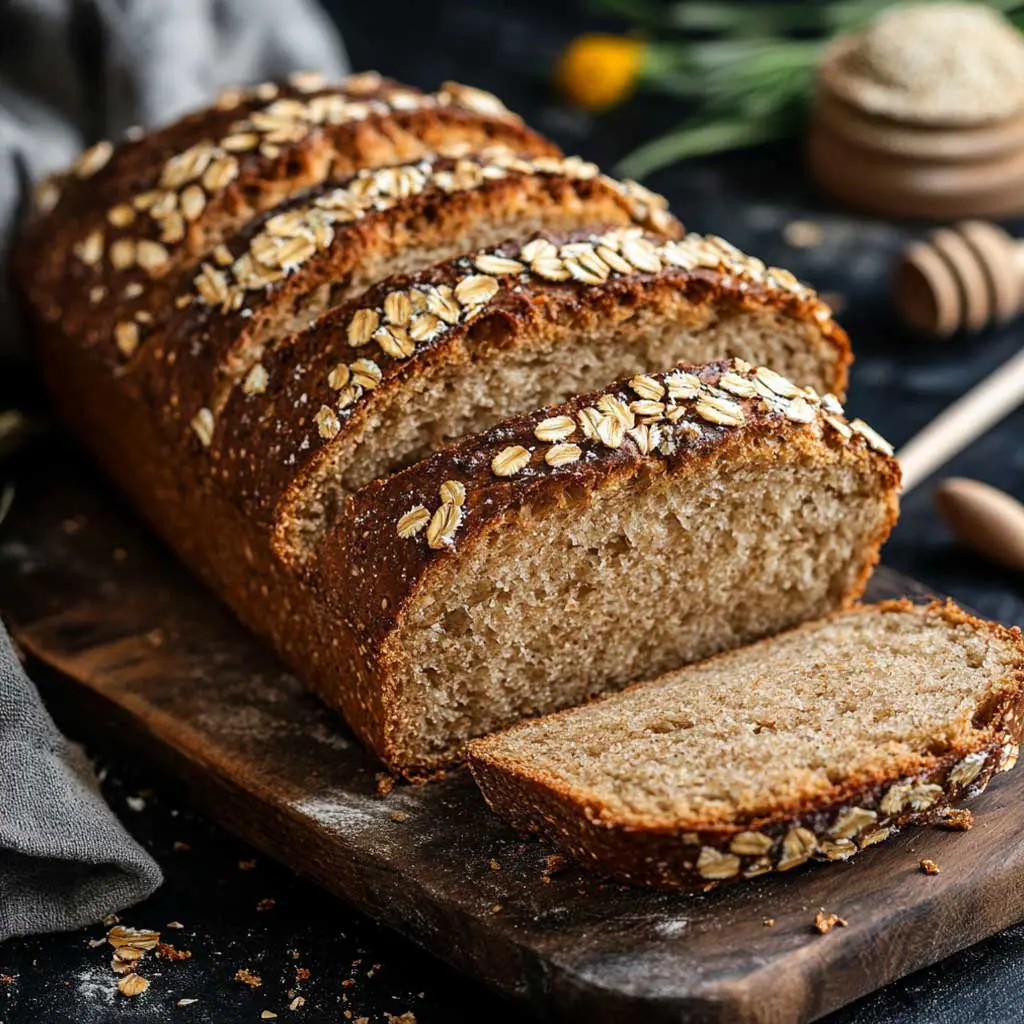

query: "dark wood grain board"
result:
(3, 464), (1024, 1024)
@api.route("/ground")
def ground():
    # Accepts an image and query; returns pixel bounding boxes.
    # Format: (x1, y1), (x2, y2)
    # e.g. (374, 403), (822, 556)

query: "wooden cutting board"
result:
(3, 463), (1024, 1024)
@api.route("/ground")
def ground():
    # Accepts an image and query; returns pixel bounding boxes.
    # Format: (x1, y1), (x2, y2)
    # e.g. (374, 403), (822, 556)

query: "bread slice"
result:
(303, 359), (898, 774)
(198, 228), (849, 572)
(137, 154), (680, 431)
(469, 601), (1024, 889)
(13, 74), (554, 375)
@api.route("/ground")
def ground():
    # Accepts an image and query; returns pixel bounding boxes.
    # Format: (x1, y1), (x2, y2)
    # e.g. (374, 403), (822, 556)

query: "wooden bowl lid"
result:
(808, 116), (1024, 219)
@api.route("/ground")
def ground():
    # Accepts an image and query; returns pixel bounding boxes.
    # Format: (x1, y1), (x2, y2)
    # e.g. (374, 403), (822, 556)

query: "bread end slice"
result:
(469, 601), (1024, 889)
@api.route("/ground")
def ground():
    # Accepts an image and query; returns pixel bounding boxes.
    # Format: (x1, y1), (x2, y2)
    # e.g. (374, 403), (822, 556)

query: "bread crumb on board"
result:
(936, 807), (973, 830)
(920, 858), (941, 875)
(814, 910), (848, 934)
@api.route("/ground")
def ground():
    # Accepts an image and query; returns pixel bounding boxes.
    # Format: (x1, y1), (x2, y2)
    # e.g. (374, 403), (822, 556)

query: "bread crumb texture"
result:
(470, 601), (1024, 888)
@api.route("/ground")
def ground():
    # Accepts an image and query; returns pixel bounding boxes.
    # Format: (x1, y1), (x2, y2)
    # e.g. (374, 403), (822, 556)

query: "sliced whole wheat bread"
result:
(469, 601), (1024, 889)
(203, 228), (849, 574)
(309, 359), (898, 774)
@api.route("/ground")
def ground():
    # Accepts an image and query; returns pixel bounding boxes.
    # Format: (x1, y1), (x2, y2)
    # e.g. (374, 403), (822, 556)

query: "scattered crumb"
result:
(295, 967), (310, 983)
(238, 859), (257, 871)
(936, 808), (973, 831)
(491, 904), (503, 914)
(0, 975), (15, 983)
(117, 973), (149, 997)
(166, 921), (184, 930)
(87, 938), (106, 948)
(172, 841), (191, 853)
(814, 910), (848, 935)
(341, 978), (355, 989)
(256, 898), (276, 912)
(126, 796), (146, 813)
(783, 219), (823, 248)
(386, 1013), (417, 1024)
(390, 811), (408, 822)
(543, 854), (567, 877)
(289, 996), (305, 1010)
(112, 953), (137, 974)
(489, 858), (501, 871)
(920, 858), (941, 875)
(177, 998), (198, 1007)
(261, 1012), (278, 1020)
(763, 918), (775, 928)
(103, 914), (120, 927)
(290, 950), (301, 960)
(156, 943), (191, 961)
(375, 773), (396, 797)
(235, 968), (262, 989)
(108, 926), (160, 952)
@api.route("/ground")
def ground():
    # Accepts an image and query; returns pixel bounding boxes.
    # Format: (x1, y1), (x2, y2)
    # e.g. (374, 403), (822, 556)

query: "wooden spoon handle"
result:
(897, 346), (1024, 492)
(934, 477), (1024, 572)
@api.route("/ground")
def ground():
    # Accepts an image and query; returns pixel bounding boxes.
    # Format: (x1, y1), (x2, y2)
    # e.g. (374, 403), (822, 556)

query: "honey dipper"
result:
(893, 220), (1024, 338)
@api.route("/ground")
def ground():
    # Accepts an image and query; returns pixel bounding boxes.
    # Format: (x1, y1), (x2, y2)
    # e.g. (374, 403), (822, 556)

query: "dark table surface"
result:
(4, 2), (1024, 1022)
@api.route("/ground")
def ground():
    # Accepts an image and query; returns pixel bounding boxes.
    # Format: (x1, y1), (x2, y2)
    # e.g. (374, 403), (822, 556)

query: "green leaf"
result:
(616, 117), (783, 179)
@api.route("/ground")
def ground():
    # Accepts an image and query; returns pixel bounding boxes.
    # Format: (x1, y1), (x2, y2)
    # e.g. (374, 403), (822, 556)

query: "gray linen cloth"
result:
(0, 624), (163, 940)
(0, 0), (348, 937)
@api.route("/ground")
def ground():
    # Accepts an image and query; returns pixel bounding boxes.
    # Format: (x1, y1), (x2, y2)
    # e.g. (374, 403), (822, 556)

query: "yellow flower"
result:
(556, 34), (645, 112)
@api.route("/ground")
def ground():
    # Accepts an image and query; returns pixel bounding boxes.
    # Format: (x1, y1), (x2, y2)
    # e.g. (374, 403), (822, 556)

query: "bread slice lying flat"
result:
(310, 359), (899, 774)
(204, 228), (850, 572)
(469, 601), (1024, 889)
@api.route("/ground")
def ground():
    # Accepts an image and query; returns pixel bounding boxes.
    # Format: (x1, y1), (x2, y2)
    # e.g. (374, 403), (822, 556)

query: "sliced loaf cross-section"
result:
(201, 228), (850, 572)
(141, 154), (680, 433)
(469, 601), (1024, 889)
(306, 359), (899, 774)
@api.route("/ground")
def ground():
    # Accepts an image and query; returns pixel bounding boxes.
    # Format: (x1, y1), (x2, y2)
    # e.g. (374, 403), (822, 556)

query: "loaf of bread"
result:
(312, 359), (898, 772)
(469, 601), (1024, 889)
(13, 72), (889, 781)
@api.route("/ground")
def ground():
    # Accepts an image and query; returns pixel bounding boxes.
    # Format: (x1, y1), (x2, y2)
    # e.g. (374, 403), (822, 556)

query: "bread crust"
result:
(311, 360), (899, 772)
(11, 74), (554, 373)
(468, 600), (1024, 890)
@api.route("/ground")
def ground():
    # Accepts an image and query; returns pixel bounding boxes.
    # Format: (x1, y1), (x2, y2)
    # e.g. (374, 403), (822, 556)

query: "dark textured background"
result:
(3, 1), (1024, 1021)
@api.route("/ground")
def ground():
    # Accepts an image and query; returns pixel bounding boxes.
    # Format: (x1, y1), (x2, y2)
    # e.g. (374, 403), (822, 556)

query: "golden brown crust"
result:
(10, 74), (554, 371)
(309, 359), (898, 771)
(468, 600), (1024, 890)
